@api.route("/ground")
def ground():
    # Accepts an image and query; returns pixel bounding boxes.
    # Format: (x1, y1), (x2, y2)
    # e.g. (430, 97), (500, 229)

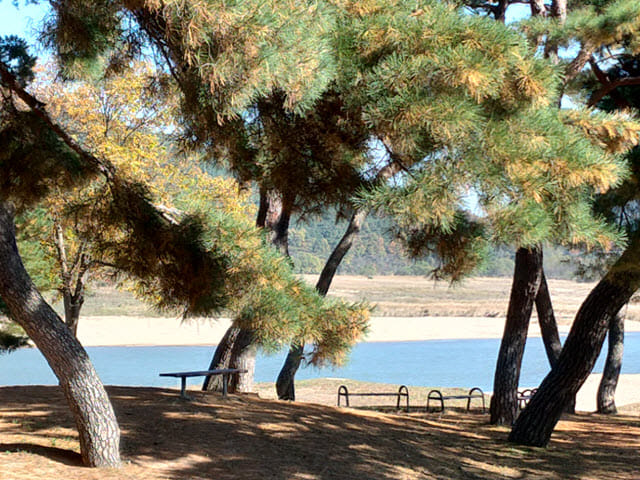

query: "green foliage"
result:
(394, 211), (490, 282)
(573, 52), (640, 278)
(520, 0), (640, 55)
(43, 0), (127, 79)
(76, 180), (230, 317)
(15, 207), (59, 292)
(332, 0), (561, 159)
(253, 89), (370, 214)
(171, 181), (369, 362)
(0, 322), (29, 354)
(0, 35), (36, 86)
(0, 110), (97, 211)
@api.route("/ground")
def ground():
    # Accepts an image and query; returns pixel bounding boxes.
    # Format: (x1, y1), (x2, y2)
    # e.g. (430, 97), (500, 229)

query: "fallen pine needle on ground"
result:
(0, 382), (639, 480)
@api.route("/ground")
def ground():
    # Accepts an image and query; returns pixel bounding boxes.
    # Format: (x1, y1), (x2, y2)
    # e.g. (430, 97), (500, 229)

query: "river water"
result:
(1, 333), (639, 391)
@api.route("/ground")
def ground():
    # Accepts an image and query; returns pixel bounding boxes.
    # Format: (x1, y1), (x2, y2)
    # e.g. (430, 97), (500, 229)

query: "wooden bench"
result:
(426, 387), (485, 413)
(337, 385), (410, 412)
(159, 368), (247, 399)
(517, 388), (537, 409)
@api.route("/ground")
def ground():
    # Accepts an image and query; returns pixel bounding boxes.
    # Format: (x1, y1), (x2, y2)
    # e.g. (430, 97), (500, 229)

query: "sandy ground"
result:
(74, 315), (640, 413)
(3, 385), (640, 480)
(75, 315), (640, 347)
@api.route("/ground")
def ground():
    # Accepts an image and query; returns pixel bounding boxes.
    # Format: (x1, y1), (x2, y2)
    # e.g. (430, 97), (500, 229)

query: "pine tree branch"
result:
(53, 218), (72, 294)
(0, 62), (116, 181)
(588, 59), (630, 109)
(565, 46), (595, 85)
(72, 253), (90, 301)
(587, 72), (640, 108)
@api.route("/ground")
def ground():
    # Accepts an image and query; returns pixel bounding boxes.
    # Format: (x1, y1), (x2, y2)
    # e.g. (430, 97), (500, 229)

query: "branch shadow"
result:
(0, 442), (82, 466)
(1, 385), (640, 479)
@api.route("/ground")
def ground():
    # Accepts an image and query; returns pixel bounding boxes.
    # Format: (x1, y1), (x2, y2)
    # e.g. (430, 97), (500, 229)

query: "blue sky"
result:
(0, 1), (49, 40)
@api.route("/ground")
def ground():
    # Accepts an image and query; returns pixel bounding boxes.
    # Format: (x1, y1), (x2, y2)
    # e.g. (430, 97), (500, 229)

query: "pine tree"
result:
(454, 0), (640, 427)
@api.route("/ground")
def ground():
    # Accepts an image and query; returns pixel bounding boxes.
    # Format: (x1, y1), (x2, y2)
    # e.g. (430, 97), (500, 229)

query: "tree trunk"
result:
(275, 209), (368, 400)
(256, 187), (269, 229)
(535, 272), (562, 366)
(490, 246), (543, 425)
(272, 194), (293, 257)
(315, 210), (368, 297)
(509, 233), (640, 446)
(0, 201), (120, 467)
(550, 0), (567, 22)
(494, 0), (509, 22)
(597, 314), (624, 414)
(203, 190), (287, 393)
(275, 343), (305, 400)
(530, 0), (546, 17)
(53, 218), (90, 337)
(535, 271), (576, 413)
(202, 326), (254, 393)
(63, 293), (83, 337)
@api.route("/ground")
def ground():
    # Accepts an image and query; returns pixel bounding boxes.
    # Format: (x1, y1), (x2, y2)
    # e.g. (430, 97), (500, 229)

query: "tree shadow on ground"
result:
(0, 443), (82, 466)
(1, 385), (639, 480)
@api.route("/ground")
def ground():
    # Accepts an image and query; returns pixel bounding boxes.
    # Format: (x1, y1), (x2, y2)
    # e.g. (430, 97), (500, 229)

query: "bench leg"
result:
(222, 373), (229, 398)
(179, 377), (190, 400)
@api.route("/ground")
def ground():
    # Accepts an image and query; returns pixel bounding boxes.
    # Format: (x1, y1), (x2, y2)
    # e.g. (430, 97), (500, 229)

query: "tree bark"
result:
(490, 246), (543, 425)
(597, 314), (624, 414)
(272, 194), (293, 257)
(203, 190), (286, 393)
(550, 0), (567, 23)
(275, 343), (305, 401)
(535, 272), (562, 367)
(202, 327), (254, 392)
(494, 0), (509, 22)
(315, 210), (368, 297)
(529, 0), (546, 17)
(276, 209), (368, 400)
(256, 187), (269, 229)
(0, 201), (120, 467)
(509, 233), (640, 446)
(63, 295), (83, 337)
(535, 271), (576, 413)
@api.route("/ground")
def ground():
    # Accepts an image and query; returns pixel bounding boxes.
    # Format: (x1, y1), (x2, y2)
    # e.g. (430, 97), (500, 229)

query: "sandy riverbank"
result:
(75, 315), (640, 346)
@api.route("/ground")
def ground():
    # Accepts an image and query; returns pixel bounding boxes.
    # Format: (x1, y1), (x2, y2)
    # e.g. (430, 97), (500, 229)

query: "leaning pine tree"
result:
(0, 1), (370, 465)
(345, 0), (639, 429)
(503, 0), (640, 445)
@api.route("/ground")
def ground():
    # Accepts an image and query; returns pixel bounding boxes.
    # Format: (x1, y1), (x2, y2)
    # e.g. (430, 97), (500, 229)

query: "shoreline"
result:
(75, 315), (640, 347)
(71, 315), (640, 411)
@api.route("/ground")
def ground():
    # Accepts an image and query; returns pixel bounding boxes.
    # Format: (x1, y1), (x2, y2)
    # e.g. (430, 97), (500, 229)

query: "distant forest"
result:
(288, 211), (582, 279)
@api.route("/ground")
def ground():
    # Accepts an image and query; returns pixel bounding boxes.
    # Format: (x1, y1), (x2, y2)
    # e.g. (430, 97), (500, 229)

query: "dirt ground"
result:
(0, 383), (639, 480)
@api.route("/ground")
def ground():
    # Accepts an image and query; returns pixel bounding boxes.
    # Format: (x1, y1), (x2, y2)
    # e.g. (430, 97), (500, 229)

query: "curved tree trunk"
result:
(597, 314), (624, 414)
(203, 191), (285, 393)
(509, 233), (640, 447)
(276, 209), (368, 400)
(202, 326), (254, 392)
(490, 246), (543, 425)
(535, 271), (576, 413)
(315, 210), (368, 298)
(0, 202), (120, 467)
(275, 343), (305, 400)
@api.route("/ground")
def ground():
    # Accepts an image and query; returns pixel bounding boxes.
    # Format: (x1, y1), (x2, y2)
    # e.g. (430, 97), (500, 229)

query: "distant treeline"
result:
(288, 211), (580, 279)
